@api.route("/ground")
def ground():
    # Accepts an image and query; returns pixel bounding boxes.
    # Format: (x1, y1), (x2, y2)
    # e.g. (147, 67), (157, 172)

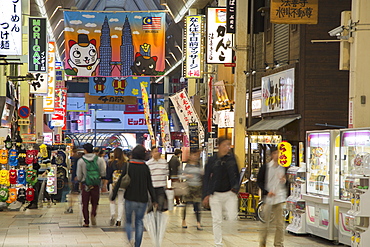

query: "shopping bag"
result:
(172, 181), (188, 196)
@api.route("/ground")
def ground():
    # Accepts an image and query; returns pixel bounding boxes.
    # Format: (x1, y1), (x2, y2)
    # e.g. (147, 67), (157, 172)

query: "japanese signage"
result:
(271, 0), (318, 24)
(207, 7), (233, 64)
(0, 0), (22, 55)
(123, 113), (148, 130)
(51, 88), (67, 128)
(63, 11), (165, 77)
(217, 110), (234, 128)
(140, 82), (155, 142)
(67, 97), (87, 112)
(30, 72), (48, 95)
(159, 106), (171, 148)
(278, 141), (292, 167)
(169, 89), (204, 143)
(189, 122), (199, 150)
(89, 77), (150, 97)
(261, 68), (295, 114)
(185, 16), (203, 78)
(43, 42), (56, 113)
(226, 0), (236, 33)
(28, 17), (47, 73)
(84, 93), (137, 105)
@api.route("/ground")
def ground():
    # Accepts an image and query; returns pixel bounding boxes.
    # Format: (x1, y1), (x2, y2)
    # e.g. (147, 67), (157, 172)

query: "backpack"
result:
(26, 188), (35, 201)
(26, 169), (37, 186)
(6, 188), (17, 204)
(0, 149), (8, 164)
(83, 156), (101, 186)
(56, 166), (68, 190)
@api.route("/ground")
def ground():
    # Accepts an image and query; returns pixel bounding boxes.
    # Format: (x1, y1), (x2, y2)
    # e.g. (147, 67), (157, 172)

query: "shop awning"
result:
(247, 116), (301, 132)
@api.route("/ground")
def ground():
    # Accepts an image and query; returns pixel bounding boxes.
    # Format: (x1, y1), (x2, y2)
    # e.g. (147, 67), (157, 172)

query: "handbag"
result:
(119, 162), (130, 189)
(172, 181), (189, 196)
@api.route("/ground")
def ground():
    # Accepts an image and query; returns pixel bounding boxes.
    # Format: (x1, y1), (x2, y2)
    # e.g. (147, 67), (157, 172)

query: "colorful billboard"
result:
(63, 11), (166, 77)
(43, 42), (56, 113)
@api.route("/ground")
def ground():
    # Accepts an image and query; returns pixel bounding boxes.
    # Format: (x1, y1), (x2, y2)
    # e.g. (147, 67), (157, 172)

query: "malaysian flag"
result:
(142, 17), (161, 30)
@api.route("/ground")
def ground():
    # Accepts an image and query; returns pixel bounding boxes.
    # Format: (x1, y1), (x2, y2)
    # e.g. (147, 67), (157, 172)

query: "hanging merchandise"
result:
(26, 187), (35, 202)
(4, 135), (12, 149)
(39, 144), (48, 158)
(0, 169), (10, 186)
(17, 187), (26, 203)
(0, 187), (9, 202)
(26, 169), (37, 186)
(55, 150), (67, 167)
(46, 165), (57, 194)
(9, 169), (17, 184)
(25, 149), (38, 165)
(0, 149), (8, 165)
(8, 149), (18, 167)
(17, 169), (26, 185)
(15, 135), (22, 148)
(17, 147), (27, 166)
(6, 188), (17, 204)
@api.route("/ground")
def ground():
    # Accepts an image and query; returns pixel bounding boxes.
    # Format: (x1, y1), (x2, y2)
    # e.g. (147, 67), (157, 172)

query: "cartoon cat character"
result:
(112, 79), (127, 94)
(93, 77), (106, 93)
(67, 34), (100, 76)
(131, 52), (158, 76)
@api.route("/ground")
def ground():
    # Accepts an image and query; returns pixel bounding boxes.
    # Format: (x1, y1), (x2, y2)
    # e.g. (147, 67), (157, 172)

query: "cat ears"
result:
(135, 52), (158, 62)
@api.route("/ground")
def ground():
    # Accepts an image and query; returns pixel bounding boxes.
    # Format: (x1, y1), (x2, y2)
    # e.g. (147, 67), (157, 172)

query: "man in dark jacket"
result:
(168, 148), (182, 205)
(202, 137), (240, 247)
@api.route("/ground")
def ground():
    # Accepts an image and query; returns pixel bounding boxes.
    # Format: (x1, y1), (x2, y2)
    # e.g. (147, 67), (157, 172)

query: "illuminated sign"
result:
(185, 16), (203, 78)
(43, 42), (56, 113)
(0, 0), (22, 55)
(278, 141), (292, 167)
(28, 17), (47, 73)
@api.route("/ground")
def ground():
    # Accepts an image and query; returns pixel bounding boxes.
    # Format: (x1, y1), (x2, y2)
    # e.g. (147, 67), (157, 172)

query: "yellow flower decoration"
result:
(131, 88), (139, 95)
(141, 81), (148, 88)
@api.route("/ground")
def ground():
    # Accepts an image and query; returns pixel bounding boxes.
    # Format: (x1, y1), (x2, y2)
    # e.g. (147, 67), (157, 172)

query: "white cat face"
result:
(69, 43), (97, 66)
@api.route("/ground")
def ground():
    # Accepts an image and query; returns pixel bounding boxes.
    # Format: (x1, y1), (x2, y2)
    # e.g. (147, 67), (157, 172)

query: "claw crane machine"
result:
(338, 128), (370, 247)
(302, 130), (340, 241)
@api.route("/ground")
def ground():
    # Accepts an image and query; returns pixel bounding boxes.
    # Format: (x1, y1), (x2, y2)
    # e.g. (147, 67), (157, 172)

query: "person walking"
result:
(181, 149), (203, 230)
(105, 147), (128, 226)
(257, 146), (287, 247)
(123, 145), (157, 247)
(202, 136), (240, 247)
(65, 148), (83, 214)
(146, 146), (169, 211)
(168, 148), (182, 205)
(76, 143), (106, 227)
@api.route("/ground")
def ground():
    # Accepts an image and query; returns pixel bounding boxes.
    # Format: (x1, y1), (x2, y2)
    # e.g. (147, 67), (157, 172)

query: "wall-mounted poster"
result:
(63, 11), (165, 77)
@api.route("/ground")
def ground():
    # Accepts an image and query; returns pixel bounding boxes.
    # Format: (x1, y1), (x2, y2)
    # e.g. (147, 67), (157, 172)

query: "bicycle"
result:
(256, 201), (290, 223)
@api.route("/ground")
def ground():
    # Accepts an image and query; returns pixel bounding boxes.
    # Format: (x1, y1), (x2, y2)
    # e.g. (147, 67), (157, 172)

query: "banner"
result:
(63, 11), (166, 77)
(28, 17), (47, 73)
(43, 42), (56, 113)
(30, 72), (48, 95)
(185, 16), (203, 78)
(271, 0), (318, 24)
(89, 76), (150, 97)
(140, 82), (155, 142)
(226, 0), (236, 33)
(206, 7), (233, 64)
(0, 0), (22, 55)
(170, 89), (204, 144)
(159, 106), (170, 148)
(51, 88), (67, 128)
(84, 93), (137, 105)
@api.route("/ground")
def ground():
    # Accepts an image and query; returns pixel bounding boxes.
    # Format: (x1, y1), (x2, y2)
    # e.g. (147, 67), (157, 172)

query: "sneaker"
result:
(110, 217), (115, 226)
(91, 215), (96, 226)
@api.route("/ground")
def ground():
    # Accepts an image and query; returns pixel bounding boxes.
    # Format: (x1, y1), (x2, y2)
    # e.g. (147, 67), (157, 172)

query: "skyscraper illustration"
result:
(120, 16), (134, 76)
(99, 16), (112, 76)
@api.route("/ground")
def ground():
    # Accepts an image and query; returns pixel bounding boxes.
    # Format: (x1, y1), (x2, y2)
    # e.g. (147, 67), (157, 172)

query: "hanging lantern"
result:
(278, 141), (292, 167)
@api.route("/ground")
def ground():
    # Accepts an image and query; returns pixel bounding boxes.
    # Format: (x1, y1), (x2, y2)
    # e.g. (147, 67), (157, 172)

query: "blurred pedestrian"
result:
(181, 149), (203, 230)
(257, 146), (287, 247)
(168, 148), (182, 205)
(202, 137), (240, 247)
(123, 145), (157, 247)
(105, 147), (128, 226)
(147, 146), (169, 211)
(77, 143), (106, 227)
(65, 147), (83, 214)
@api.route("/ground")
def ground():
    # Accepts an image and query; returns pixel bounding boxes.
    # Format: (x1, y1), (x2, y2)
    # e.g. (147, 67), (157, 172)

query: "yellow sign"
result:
(270, 0), (318, 24)
(278, 141), (292, 167)
(140, 82), (155, 144)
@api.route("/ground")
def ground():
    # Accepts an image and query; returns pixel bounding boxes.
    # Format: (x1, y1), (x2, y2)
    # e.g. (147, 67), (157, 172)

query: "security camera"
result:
(328, 26), (344, 37)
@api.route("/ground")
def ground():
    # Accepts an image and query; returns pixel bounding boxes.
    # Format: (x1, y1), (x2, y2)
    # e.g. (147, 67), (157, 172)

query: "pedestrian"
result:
(168, 148), (182, 205)
(105, 147), (128, 226)
(181, 148), (203, 230)
(76, 143), (106, 227)
(146, 146), (169, 211)
(257, 146), (287, 247)
(65, 148), (83, 214)
(124, 145), (157, 247)
(202, 136), (240, 247)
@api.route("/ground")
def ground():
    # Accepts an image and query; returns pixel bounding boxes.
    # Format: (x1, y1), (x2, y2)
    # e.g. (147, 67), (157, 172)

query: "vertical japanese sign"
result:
(271, 0), (318, 24)
(28, 17), (47, 72)
(207, 7), (233, 64)
(140, 82), (155, 143)
(189, 122), (199, 150)
(226, 0), (236, 33)
(170, 89), (204, 145)
(43, 42), (56, 113)
(185, 16), (203, 78)
(51, 88), (67, 128)
(159, 106), (171, 148)
(0, 0), (22, 55)
(30, 72), (48, 95)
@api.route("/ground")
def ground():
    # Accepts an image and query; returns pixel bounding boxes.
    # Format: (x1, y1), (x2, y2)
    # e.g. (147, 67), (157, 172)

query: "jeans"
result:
(125, 200), (147, 247)
(183, 201), (201, 223)
(209, 191), (238, 247)
(109, 184), (125, 221)
(154, 187), (166, 211)
(259, 202), (285, 247)
(81, 184), (100, 225)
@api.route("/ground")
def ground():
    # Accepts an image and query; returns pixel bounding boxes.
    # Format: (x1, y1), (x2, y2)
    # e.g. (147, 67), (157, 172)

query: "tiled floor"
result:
(0, 195), (344, 246)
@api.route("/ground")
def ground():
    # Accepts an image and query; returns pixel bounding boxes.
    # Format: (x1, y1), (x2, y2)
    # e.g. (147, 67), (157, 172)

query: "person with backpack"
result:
(77, 143), (106, 227)
(105, 147), (128, 226)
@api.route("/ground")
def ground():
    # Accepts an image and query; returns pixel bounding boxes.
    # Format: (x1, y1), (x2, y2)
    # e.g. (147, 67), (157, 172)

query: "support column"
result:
(350, 0), (370, 127)
(233, 0), (248, 170)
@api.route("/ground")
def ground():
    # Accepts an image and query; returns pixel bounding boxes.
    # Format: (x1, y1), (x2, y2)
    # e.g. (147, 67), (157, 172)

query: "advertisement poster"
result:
(185, 16), (203, 78)
(189, 122), (199, 150)
(206, 7), (233, 64)
(261, 68), (295, 114)
(28, 17), (47, 73)
(63, 11), (165, 77)
(0, 0), (22, 55)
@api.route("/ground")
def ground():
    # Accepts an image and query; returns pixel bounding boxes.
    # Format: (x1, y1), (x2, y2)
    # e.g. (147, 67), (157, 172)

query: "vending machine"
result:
(302, 130), (340, 241)
(338, 128), (370, 247)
